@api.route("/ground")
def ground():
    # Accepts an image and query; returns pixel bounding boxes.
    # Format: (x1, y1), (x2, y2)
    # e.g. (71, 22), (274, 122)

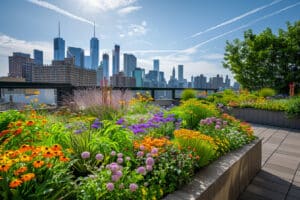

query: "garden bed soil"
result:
(164, 139), (262, 200)
(227, 108), (300, 130)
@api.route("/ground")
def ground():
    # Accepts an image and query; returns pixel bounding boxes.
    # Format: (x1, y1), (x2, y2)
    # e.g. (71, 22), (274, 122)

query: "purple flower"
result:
(111, 151), (116, 156)
(106, 182), (114, 191)
(146, 165), (153, 171)
(215, 125), (221, 129)
(109, 163), (119, 172)
(125, 156), (131, 161)
(115, 170), (123, 177)
(146, 157), (155, 166)
(137, 151), (144, 157)
(116, 118), (125, 125)
(117, 153), (123, 158)
(223, 121), (228, 126)
(139, 145), (145, 151)
(117, 158), (123, 164)
(151, 148), (158, 155)
(81, 151), (90, 159)
(129, 183), (138, 192)
(136, 166), (146, 175)
(74, 129), (83, 134)
(91, 123), (100, 129)
(111, 175), (120, 182)
(95, 153), (104, 161)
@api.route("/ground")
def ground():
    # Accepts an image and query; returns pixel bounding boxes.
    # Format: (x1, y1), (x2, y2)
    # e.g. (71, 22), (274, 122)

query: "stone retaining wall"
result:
(164, 139), (262, 200)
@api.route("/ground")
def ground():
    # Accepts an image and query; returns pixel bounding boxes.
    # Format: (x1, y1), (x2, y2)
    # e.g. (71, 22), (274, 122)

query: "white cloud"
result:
(27, 0), (94, 25)
(0, 33), (52, 76)
(118, 6), (142, 15)
(80, 0), (137, 11)
(119, 33), (125, 38)
(200, 53), (224, 60)
(189, 0), (283, 38)
(127, 21), (147, 36)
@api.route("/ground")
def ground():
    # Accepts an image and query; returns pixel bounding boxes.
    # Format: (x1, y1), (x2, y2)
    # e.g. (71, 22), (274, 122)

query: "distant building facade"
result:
(8, 52), (34, 78)
(124, 54), (137, 77)
(112, 45), (120, 75)
(33, 49), (43, 65)
(102, 53), (109, 81)
(67, 47), (84, 68)
(90, 24), (99, 70)
(110, 72), (136, 87)
(32, 58), (96, 86)
(133, 68), (145, 87)
(153, 59), (159, 71)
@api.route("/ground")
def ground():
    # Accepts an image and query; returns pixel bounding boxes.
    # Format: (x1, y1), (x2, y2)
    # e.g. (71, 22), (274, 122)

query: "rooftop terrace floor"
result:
(239, 125), (300, 200)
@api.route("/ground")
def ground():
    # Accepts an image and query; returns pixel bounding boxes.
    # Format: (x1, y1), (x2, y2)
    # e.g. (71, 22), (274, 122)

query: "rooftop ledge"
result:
(164, 138), (262, 200)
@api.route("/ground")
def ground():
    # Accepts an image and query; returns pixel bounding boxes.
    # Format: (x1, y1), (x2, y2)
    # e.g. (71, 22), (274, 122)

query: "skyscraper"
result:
(8, 52), (33, 78)
(84, 56), (91, 69)
(178, 64), (184, 82)
(124, 53), (137, 77)
(112, 45), (120, 75)
(102, 53), (109, 80)
(33, 49), (43, 65)
(133, 68), (145, 87)
(67, 47), (84, 68)
(54, 22), (65, 61)
(90, 22), (99, 70)
(153, 59), (159, 71)
(172, 67), (176, 79)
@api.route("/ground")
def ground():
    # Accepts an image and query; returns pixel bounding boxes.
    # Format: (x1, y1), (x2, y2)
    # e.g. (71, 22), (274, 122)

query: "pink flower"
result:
(146, 165), (153, 171)
(137, 151), (144, 157)
(129, 183), (138, 192)
(81, 151), (90, 159)
(117, 153), (123, 158)
(106, 182), (114, 191)
(151, 148), (158, 154)
(111, 151), (116, 156)
(146, 157), (155, 166)
(136, 166), (146, 175)
(140, 145), (145, 151)
(95, 153), (104, 161)
(117, 158), (123, 164)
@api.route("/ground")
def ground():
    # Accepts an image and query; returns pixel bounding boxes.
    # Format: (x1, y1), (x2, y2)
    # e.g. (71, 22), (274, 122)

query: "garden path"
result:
(239, 124), (300, 200)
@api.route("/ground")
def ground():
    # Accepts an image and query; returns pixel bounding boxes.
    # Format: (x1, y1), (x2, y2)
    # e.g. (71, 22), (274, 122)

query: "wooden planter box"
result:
(227, 108), (300, 130)
(164, 139), (262, 200)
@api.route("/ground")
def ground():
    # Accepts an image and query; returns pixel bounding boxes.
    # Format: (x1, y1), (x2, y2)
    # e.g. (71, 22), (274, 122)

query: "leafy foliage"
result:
(286, 97), (300, 118)
(181, 89), (197, 100)
(223, 21), (300, 93)
(258, 88), (276, 97)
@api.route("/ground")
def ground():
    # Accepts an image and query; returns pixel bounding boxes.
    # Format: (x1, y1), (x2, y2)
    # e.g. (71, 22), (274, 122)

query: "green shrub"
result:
(0, 110), (25, 132)
(181, 89), (197, 100)
(258, 88), (276, 97)
(286, 97), (300, 118)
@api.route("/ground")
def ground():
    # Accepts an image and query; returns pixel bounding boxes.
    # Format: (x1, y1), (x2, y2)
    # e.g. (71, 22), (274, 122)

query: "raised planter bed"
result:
(164, 139), (262, 200)
(226, 108), (300, 130)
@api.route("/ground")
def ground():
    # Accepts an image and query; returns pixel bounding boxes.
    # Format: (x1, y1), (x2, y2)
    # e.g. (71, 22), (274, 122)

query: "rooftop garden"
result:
(0, 91), (256, 199)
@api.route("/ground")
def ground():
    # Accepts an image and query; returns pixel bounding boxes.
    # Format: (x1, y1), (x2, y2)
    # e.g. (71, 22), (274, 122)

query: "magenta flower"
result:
(117, 157), (123, 164)
(151, 148), (158, 154)
(136, 166), (146, 175)
(125, 156), (131, 161)
(106, 182), (114, 191)
(95, 153), (104, 161)
(111, 175), (120, 182)
(137, 151), (144, 157)
(146, 157), (155, 166)
(139, 145), (145, 151)
(81, 151), (90, 159)
(111, 151), (116, 156)
(146, 165), (153, 171)
(117, 153), (123, 158)
(129, 183), (138, 192)
(109, 163), (119, 173)
(215, 125), (221, 129)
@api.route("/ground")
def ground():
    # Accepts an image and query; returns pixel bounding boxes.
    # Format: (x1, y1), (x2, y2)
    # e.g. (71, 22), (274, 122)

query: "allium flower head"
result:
(146, 157), (155, 166)
(106, 182), (114, 191)
(95, 153), (104, 161)
(151, 148), (158, 155)
(136, 166), (146, 175)
(146, 165), (153, 171)
(117, 158), (123, 164)
(81, 151), (90, 159)
(129, 183), (138, 192)
(117, 153), (123, 158)
(111, 151), (116, 156)
(137, 151), (144, 157)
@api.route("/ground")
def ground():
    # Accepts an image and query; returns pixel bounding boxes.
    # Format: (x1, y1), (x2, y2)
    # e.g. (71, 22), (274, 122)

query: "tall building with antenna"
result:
(53, 22), (65, 61)
(90, 22), (99, 70)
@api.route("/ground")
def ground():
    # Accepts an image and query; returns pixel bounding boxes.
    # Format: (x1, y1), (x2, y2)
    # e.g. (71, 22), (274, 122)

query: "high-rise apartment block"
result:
(67, 47), (84, 68)
(110, 72), (135, 87)
(112, 45), (120, 75)
(8, 52), (34, 78)
(90, 23), (99, 70)
(33, 49), (43, 65)
(124, 53), (137, 77)
(133, 68), (145, 87)
(102, 53), (109, 80)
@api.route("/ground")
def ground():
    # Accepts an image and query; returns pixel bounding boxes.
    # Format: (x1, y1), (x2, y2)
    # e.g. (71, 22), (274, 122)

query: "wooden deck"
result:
(239, 124), (300, 200)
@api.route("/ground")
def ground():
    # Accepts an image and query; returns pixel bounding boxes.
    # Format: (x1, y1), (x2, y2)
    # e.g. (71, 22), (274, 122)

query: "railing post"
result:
(151, 89), (155, 100)
(172, 89), (176, 100)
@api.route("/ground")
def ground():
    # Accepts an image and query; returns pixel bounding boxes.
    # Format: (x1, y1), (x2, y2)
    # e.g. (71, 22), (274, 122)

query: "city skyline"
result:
(0, 0), (299, 81)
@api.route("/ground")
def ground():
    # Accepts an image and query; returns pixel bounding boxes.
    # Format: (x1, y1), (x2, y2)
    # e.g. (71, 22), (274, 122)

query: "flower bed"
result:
(0, 96), (257, 199)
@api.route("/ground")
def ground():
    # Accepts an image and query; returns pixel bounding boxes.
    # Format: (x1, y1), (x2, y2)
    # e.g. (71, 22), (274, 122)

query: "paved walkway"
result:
(239, 124), (300, 200)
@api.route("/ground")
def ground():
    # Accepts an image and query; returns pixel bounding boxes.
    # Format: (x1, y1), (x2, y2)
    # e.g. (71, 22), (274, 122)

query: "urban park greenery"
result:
(0, 94), (256, 200)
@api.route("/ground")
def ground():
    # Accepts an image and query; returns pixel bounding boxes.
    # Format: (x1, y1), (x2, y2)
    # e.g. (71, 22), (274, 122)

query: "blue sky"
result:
(0, 0), (299, 81)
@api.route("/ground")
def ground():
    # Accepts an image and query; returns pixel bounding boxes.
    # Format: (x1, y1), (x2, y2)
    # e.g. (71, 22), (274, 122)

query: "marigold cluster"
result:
(134, 136), (171, 152)
(174, 129), (215, 145)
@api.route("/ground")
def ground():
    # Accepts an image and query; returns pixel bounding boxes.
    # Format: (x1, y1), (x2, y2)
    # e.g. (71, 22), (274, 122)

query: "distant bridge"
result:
(0, 81), (218, 106)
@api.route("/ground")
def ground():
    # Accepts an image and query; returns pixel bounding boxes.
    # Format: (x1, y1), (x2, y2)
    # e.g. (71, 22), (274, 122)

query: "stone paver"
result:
(239, 125), (300, 200)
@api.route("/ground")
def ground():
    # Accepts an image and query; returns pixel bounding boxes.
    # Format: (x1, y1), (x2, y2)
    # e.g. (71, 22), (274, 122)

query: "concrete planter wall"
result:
(227, 108), (300, 130)
(164, 139), (262, 200)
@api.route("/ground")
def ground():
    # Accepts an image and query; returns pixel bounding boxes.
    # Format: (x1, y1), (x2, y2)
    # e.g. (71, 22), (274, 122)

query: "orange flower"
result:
(59, 156), (70, 162)
(26, 120), (34, 126)
(51, 144), (62, 151)
(21, 173), (35, 182)
(14, 166), (28, 176)
(0, 164), (11, 172)
(0, 129), (10, 137)
(20, 155), (32, 162)
(9, 179), (22, 188)
(19, 144), (32, 153)
(46, 163), (53, 168)
(43, 151), (54, 158)
(13, 128), (23, 135)
(33, 160), (44, 168)
(16, 121), (23, 127)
